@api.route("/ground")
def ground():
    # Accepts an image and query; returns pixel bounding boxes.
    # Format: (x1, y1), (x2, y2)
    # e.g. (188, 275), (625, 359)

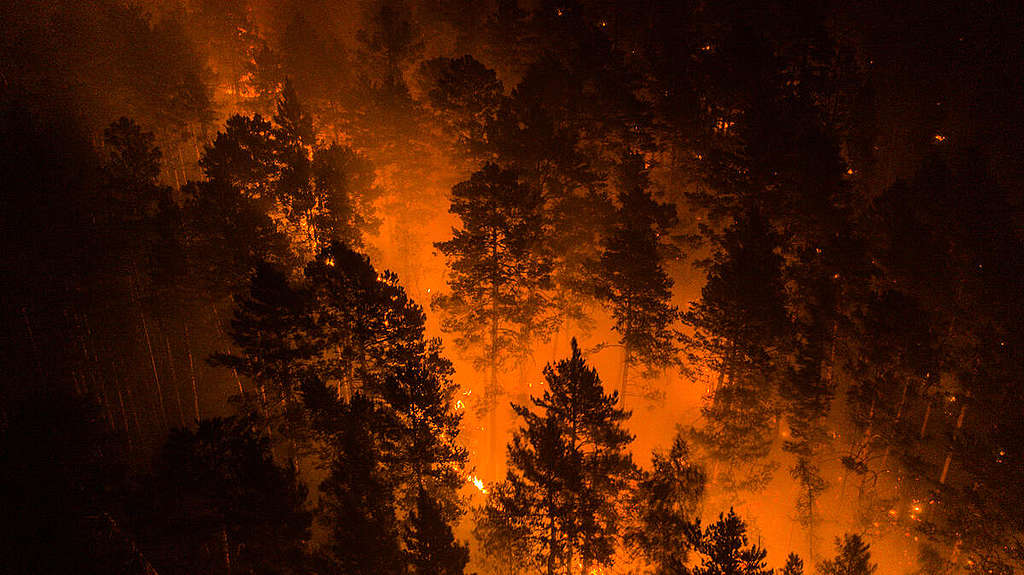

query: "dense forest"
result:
(2, 0), (1023, 573)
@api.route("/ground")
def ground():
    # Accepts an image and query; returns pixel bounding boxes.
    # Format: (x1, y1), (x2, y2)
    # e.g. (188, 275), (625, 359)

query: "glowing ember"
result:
(468, 474), (488, 494)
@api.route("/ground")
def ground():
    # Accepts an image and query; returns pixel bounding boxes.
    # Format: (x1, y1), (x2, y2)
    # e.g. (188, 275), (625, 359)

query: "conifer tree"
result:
(134, 417), (312, 575)
(597, 151), (681, 406)
(406, 487), (470, 575)
(480, 340), (636, 575)
(685, 209), (790, 491)
(220, 242), (467, 567)
(692, 509), (773, 575)
(789, 457), (827, 562)
(433, 163), (555, 472)
(817, 534), (876, 575)
(782, 553), (805, 575)
(310, 388), (406, 575)
(627, 433), (706, 574)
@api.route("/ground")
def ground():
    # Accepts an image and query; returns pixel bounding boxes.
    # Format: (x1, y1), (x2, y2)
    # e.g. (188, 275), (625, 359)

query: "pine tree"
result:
(627, 433), (706, 575)
(100, 117), (165, 223)
(220, 242), (467, 567)
(311, 389), (406, 575)
(685, 209), (790, 492)
(789, 457), (827, 562)
(270, 80), (316, 220)
(418, 54), (505, 157)
(481, 340), (636, 575)
(817, 534), (876, 575)
(133, 417), (312, 575)
(782, 553), (805, 575)
(692, 509), (773, 575)
(406, 487), (470, 575)
(433, 163), (555, 474)
(597, 150), (681, 407)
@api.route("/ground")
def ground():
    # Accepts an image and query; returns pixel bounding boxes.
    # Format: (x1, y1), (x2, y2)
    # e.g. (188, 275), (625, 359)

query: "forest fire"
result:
(2, 1), (1023, 574)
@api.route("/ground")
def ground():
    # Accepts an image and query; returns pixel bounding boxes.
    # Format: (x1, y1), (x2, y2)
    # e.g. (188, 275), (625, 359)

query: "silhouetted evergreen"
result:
(596, 150), (681, 405)
(692, 509), (773, 575)
(817, 534), (876, 575)
(480, 340), (636, 574)
(627, 433), (706, 574)
(782, 553), (805, 575)
(433, 162), (554, 471)
(685, 209), (789, 492)
(132, 416), (311, 575)
(406, 487), (471, 575)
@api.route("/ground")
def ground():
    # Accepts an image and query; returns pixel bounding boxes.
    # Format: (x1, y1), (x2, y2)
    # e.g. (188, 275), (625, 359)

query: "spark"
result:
(934, 133), (946, 142)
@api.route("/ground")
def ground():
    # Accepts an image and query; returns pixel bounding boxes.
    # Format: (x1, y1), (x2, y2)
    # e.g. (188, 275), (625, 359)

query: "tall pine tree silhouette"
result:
(480, 339), (635, 575)
(433, 163), (554, 477)
(597, 150), (680, 408)
(685, 208), (790, 492)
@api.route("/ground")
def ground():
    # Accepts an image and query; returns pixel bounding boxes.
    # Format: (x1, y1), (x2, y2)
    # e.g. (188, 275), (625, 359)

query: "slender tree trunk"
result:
(166, 335), (185, 427)
(222, 524), (231, 574)
(489, 235), (501, 479)
(117, 384), (132, 452)
(547, 510), (557, 575)
(882, 378), (912, 468)
(620, 343), (630, 411)
(211, 303), (245, 396)
(21, 306), (43, 379)
(940, 403), (966, 484)
(807, 485), (816, 564)
(138, 307), (168, 429)
(184, 322), (200, 422)
(919, 399), (932, 440)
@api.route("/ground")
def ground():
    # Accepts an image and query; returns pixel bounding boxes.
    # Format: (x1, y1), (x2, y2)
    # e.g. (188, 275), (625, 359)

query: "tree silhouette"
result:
(406, 487), (471, 575)
(692, 509), (773, 575)
(433, 163), (554, 473)
(627, 433), (706, 574)
(481, 340), (636, 574)
(132, 417), (311, 575)
(685, 209), (790, 492)
(597, 150), (681, 406)
(817, 534), (876, 575)
(782, 553), (805, 575)
(219, 242), (467, 569)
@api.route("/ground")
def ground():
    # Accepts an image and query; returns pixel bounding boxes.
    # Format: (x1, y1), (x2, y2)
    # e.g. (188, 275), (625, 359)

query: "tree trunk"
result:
(939, 403), (966, 485)
(185, 322), (200, 422)
(547, 511), (557, 575)
(211, 303), (245, 396)
(620, 343), (630, 411)
(166, 335), (185, 427)
(138, 307), (167, 429)
(222, 524), (231, 574)
(489, 244), (501, 479)
(919, 399), (932, 440)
